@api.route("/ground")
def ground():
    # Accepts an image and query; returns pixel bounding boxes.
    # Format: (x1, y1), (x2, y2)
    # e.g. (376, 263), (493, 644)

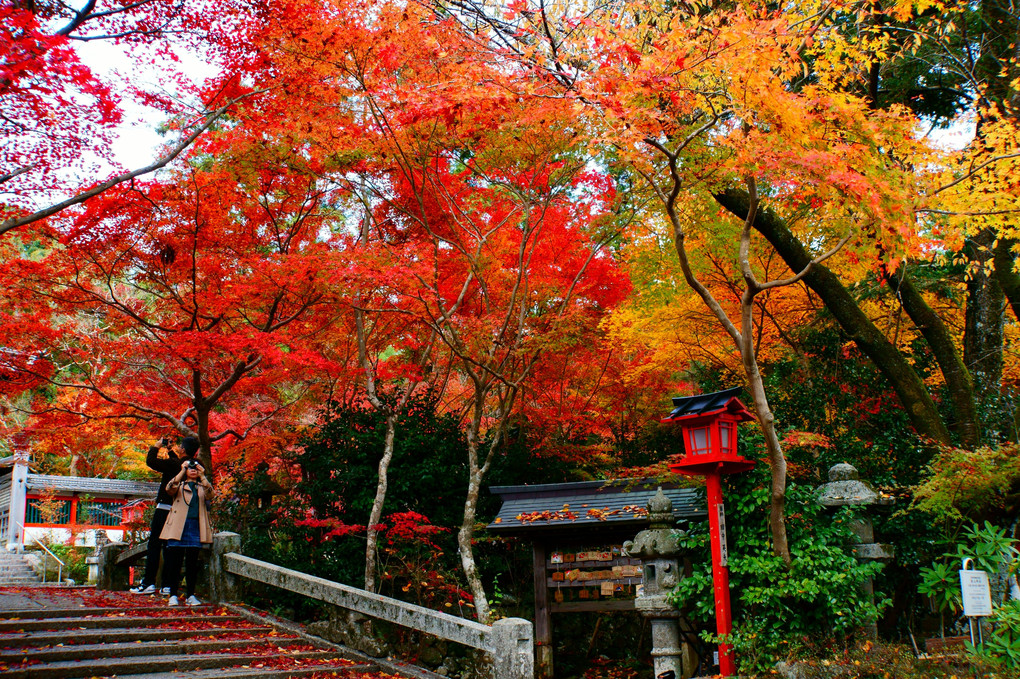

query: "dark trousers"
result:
(141, 508), (170, 587)
(163, 546), (200, 598)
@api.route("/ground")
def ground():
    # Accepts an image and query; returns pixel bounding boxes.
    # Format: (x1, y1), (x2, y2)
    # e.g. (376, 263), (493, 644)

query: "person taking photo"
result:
(130, 436), (199, 595)
(160, 456), (214, 606)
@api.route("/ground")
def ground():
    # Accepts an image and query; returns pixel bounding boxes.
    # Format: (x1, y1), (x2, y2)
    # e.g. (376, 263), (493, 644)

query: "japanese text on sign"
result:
(959, 569), (992, 617)
(717, 504), (728, 567)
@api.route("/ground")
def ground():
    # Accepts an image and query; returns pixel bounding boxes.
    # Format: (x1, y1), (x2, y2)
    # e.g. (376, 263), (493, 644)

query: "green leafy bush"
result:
(45, 543), (89, 583)
(669, 467), (888, 674)
(970, 599), (1020, 669)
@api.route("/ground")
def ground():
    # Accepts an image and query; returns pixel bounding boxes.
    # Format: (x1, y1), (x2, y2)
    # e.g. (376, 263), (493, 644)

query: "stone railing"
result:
(99, 532), (534, 679)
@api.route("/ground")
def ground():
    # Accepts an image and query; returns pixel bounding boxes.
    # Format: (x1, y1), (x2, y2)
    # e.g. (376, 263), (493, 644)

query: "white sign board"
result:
(960, 569), (993, 617)
(717, 504), (728, 567)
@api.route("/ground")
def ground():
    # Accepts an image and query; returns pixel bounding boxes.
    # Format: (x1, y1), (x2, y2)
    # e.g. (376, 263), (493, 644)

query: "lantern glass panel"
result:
(687, 426), (711, 455)
(720, 421), (735, 455)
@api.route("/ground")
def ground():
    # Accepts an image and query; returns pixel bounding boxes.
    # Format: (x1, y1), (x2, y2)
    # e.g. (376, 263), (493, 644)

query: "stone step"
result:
(0, 649), (344, 679)
(0, 578), (41, 585)
(0, 613), (244, 633)
(0, 605), (203, 620)
(0, 636), (324, 663)
(91, 661), (381, 679)
(0, 624), (279, 648)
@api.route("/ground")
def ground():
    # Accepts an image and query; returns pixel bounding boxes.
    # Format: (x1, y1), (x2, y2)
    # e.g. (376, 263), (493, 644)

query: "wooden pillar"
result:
(533, 542), (553, 679)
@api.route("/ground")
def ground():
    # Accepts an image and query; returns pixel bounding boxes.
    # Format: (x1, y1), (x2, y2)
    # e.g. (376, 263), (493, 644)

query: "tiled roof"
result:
(26, 474), (159, 498)
(665, 386), (746, 419)
(487, 478), (704, 535)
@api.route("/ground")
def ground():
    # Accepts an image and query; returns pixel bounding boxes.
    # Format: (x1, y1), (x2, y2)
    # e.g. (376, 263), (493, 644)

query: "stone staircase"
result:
(0, 600), (423, 679)
(0, 551), (41, 586)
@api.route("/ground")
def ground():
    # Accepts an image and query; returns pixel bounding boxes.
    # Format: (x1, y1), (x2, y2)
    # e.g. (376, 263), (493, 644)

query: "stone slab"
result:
(117, 662), (378, 679)
(0, 625), (276, 648)
(0, 636), (314, 662)
(0, 613), (242, 632)
(2, 649), (339, 679)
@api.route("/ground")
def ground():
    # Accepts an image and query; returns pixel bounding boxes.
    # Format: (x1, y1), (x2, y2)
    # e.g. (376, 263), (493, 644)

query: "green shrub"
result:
(45, 543), (89, 583)
(669, 467), (888, 674)
(970, 599), (1020, 669)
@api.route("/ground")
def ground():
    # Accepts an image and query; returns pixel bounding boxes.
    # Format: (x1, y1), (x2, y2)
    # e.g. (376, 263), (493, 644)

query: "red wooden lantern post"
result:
(662, 387), (755, 677)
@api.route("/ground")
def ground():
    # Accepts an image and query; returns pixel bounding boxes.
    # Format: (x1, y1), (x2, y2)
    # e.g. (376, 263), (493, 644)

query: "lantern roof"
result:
(663, 387), (754, 423)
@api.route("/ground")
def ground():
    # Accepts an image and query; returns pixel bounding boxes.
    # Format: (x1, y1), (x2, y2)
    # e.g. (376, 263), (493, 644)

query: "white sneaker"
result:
(130, 584), (156, 595)
(168, 595), (180, 607)
(186, 595), (202, 606)
(160, 587), (171, 596)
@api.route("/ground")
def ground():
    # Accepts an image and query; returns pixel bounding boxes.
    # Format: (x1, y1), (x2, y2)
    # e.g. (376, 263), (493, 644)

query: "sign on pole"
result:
(960, 566), (993, 618)
(717, 504), (728, 567)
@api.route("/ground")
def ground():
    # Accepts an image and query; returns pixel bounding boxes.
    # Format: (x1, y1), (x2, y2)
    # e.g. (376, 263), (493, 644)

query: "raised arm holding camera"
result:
(159, 454), (214, 606)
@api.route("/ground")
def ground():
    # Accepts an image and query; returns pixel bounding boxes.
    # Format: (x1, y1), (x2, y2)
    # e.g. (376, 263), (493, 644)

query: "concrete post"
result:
(6, 442), (30, 553)
(209, 531), (241, 603)
(489, 617), (534, 679)
(97, 542), (128, 590)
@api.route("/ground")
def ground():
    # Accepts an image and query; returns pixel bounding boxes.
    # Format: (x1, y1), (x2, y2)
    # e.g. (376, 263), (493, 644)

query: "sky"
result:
(76, 41), (222, 174)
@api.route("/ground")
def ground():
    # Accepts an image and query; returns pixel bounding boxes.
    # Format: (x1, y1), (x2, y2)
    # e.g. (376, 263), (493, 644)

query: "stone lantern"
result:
(816, 463), (894, 638)
(623, 488), (690, 679)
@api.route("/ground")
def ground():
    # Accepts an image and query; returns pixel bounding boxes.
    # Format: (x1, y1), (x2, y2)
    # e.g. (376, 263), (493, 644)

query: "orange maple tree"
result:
(0, 141), (348, 470)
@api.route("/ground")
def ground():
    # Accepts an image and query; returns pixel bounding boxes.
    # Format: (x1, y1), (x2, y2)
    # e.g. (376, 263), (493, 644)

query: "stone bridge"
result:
(5, 531), (533, 679)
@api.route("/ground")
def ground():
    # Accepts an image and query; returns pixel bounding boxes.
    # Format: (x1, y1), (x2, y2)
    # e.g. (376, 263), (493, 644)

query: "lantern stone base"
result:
(635, 594), (679, 618)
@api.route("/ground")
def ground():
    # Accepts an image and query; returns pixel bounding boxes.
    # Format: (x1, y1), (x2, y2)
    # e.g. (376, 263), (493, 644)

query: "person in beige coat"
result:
(159, 459), (214, 606)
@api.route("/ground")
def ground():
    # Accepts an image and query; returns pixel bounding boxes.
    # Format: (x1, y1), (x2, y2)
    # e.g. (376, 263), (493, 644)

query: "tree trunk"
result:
(964, 229), (1005, 419)
(195, 406), (215, 472)
(882, 264), (979, 447)
(458, 403), (491, 623)
(993, 238), (1020, 321)
(740, 290), (791, 564)
(364, 413), (397, 592)
(715, 189), (952, 444)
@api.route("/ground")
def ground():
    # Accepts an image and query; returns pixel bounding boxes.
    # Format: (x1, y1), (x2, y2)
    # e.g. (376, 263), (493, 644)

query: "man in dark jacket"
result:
(129, 436), (200, 595)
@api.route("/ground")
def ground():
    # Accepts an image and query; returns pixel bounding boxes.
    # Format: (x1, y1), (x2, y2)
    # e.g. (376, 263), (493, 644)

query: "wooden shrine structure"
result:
(487, 479), (705, 678)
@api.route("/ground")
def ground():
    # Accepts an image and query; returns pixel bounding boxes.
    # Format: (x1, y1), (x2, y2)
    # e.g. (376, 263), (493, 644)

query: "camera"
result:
(184, 460), (200, 470)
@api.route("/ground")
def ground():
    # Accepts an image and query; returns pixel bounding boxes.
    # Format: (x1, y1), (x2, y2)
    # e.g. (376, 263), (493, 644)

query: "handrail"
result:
(28, 535), (64, 584)
(223, 551), (534, 679)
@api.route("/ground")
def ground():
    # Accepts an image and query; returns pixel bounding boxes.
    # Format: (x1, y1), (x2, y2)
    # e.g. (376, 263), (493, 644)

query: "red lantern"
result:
(661, 387), (755, 677)
(663, 387), (755, 476)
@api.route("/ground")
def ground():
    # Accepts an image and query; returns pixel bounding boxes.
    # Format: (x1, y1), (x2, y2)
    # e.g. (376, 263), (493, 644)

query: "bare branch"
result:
(0, 92), (262, 236)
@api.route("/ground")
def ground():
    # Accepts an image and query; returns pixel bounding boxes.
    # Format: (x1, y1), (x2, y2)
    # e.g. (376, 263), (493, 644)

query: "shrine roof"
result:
(486, 478), (704, 535)
(26, 474), (159, 498)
